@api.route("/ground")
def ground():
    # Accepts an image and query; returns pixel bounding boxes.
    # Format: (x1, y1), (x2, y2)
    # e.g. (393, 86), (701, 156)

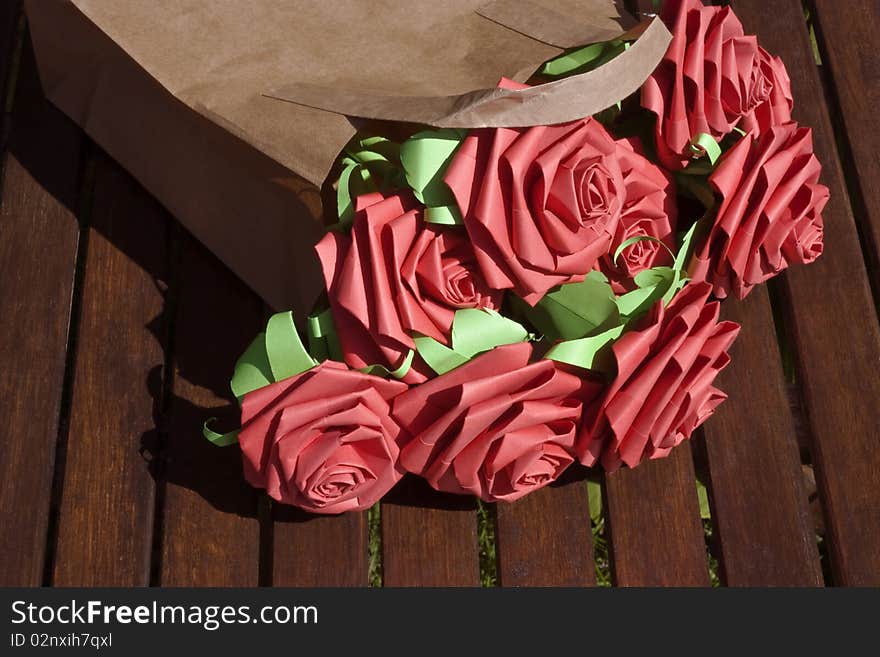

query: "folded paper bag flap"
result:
(265, 17), (670, 129)
(476, 0), (635, 48)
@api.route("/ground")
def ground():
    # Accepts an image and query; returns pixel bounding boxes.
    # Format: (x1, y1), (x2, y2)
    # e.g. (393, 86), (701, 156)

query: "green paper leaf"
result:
(452, 308), (529, 357)
(527, 271), (620, 341)
(229, 311), (318, 402)
(265, 311), (318, 381)
(540, 39), (628, 78)
(615, 282), (665, 321)
(202, 418), (239, 447)
(360, 349), (415, 380)
(541, 42), (606, 77)
(307, 307), (343, 362)
(414, 308), (530, 375)
(412, 336), (470, 375)
(423, 205), (463, 225)
(544, 324), (625, 374)
(587, 479), (603, 523)
(613, 235), (675, 266)
(335, 136), (405, 226)
(400, 128), (465, 225)
(230, 333), (274, 402)
(673, 220), (701, 273)
(689, 132), (722, 165)
(634, 265), (675, 289)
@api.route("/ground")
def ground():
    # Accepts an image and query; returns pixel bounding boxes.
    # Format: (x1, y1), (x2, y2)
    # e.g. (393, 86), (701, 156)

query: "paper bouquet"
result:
(206, 0), (828, 514)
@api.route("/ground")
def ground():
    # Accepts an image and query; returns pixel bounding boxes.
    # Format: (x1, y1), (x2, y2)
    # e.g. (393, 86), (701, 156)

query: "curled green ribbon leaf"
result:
(613, 235), (675, 266)
(202, 418), (239, 447)
(230, 311), (316, 403)
(400, 128), (466, 225)
(307, 307), (343, 362)
(689, 132), (722, 165)
(265, 311), (318, 382)
(414, 308), (530, 375)
(360, 349), (415, 379)
(336, 135), (405, 227)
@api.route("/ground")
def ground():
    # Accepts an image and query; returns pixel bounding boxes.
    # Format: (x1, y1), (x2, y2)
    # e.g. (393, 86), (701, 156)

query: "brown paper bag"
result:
(25, 0), (670, 314)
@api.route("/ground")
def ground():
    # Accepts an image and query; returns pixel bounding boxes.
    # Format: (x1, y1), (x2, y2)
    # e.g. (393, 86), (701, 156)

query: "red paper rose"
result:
(577, 282), (739, 471)
(642, 0), (793, 169)
(597, 137), (677, 291)
(689, 122), (828, 299)
(238, 361), (407, 514)
(393, 342), (602, 502)
(316, 192), (502, 383)
(444, 79), (625, 304)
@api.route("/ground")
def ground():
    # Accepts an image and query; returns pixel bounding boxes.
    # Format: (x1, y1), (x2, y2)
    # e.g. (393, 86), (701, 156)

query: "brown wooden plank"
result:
(495, 477), (596, 586)
(273, 506), (368, 586)
(700, 291), (822, 586)
(159, 230), (262, 586)
(52, 152), (165, 586)
(0, 0), (20, 108)
(811, 0), (880, 291)
(381, 476), (480, 586)
(604, 447), (709, 586)
(731, 0), (880, 586)
(0, 30), (82, 586)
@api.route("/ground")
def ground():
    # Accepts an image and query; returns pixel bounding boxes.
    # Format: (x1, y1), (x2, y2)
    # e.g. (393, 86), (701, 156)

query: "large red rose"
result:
(444, 79), (625, 305)
(316, 192), (502, 383)
(392, 342), (601, 502)
(577, 282), (739, 471)
(689, 122), (828, 299)
(596, 136), (677, 291)
(642, 0), (793, 169)
(238, 361), (407, 514)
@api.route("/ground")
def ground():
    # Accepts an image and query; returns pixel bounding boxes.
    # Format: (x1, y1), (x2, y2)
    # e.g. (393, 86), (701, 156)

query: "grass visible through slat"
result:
(368, 503), (383, 587)
(476, 500), (498, 587)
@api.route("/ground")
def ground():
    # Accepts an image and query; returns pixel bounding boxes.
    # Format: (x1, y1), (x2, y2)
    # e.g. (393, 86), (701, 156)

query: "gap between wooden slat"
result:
(147, 221), (183, 586)
(765, 277), (829, 584)
(39, 142), (96, 586)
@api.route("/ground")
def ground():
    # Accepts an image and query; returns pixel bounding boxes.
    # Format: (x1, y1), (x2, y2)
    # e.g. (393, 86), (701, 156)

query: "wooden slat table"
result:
(1, 1), (878, 587)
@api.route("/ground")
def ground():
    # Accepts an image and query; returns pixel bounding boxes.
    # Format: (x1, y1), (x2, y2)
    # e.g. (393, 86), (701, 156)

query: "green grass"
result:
(368, 503), (382, 587)
(477, 500), (498, 587)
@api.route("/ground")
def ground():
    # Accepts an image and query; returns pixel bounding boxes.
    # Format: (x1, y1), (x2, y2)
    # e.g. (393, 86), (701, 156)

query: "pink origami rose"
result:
(577, 282), (739, 471)
(392, 342), (601, 502)
(238, 361), (407, 514)
(596, 137), (677, 291)
(642, 0), (793, 169)
(316, 192), (502, 383)
(689, 123), (828, 299)
(444, 78), (625, 304)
